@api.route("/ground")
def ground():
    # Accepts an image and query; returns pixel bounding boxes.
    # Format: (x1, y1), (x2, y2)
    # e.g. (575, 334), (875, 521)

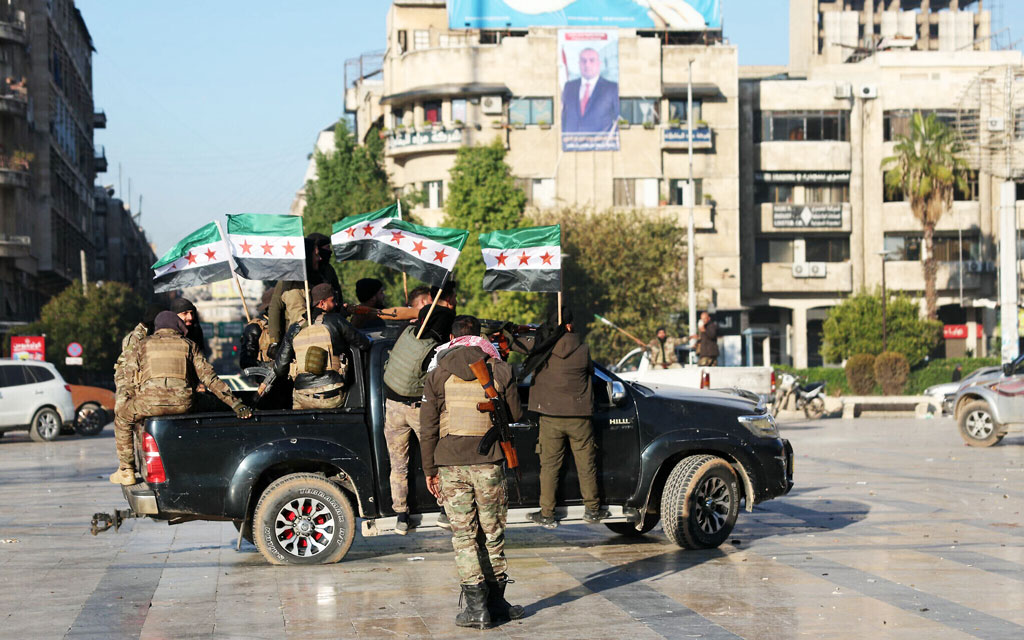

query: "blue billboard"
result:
(448, 0), (721, 30)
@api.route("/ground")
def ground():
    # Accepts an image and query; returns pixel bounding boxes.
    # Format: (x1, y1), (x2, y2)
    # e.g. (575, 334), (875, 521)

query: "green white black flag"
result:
(227, 213), (306, 281)
(479, 225), (561, 292)
(151, 222), (233, 293)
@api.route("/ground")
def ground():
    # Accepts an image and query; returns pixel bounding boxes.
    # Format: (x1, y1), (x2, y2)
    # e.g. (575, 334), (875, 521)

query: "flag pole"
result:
(303, 250), (313, 325)
(215, 219), (251, 323)
(397, 200), (409, 304)
(416, 271), (449, 340)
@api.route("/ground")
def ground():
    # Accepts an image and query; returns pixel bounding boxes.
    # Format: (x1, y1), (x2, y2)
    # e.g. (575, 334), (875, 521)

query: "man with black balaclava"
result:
(266, 236), (329, 347)
(512, 306), (609, 528)
(240, 288), (275, 371)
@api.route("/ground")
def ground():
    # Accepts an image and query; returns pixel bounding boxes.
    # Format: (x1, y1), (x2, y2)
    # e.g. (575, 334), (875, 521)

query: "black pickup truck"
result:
(113, 338), (793, 565)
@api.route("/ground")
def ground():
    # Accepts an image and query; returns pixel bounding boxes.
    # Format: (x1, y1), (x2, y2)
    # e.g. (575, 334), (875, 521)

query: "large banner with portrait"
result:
(448, 1), (721, 30)
(559, 29), (619, 152)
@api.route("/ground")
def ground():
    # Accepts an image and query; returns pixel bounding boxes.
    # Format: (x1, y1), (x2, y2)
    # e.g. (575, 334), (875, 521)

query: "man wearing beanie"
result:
(271, 283), (371, 409)
(115, 311), (252, 484)
(267, 235), (340, 346)
(170, 297), (208, 356)
(351, 278), (386, 331)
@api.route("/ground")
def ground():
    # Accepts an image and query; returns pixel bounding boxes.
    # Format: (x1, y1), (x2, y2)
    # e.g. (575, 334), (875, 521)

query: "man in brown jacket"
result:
(513, 308), (609, 528)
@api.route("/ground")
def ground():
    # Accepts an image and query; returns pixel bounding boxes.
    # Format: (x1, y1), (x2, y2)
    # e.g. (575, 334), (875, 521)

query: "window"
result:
(884, 234), (921, 261)
(413, 30), (430, 50)
(667, 99), (702, 124)
(439, 32), (467, 47)
(26, 366), (54, 382)
(883, 109), (979, 142)
(755, 183), (794, 204)
(397, 30), (408, 53)
(805, 237), (850, 262)
(392, 108), (405, 128)
(423, 101), (441, 124)
(613, 178), (660, 208)
(755, 238), (795, 263)
(759, 111), (849, 141)
(509, 97), (553, 126)
(451, 99), (467, 125)
(517, 178), (556, 208)
(953, 170), (979, 201)
(668, 178), (702, 206)
(805, 184), (849, 204)
(619, 98), (660, 125)
(0, 365), (29, 387)
(933, 234), (980, 262)
(424, 180), (443, 209)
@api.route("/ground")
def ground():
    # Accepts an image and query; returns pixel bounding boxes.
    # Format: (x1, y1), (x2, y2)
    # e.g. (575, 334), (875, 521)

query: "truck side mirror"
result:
(611, 381), (627, 406)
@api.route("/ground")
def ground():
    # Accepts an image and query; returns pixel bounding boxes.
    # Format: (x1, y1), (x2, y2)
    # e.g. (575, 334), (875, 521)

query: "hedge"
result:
(776, 357), (1000, 397)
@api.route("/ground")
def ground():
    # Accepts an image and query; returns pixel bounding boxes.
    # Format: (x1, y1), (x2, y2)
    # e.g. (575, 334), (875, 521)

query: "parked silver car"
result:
(925, 366), (1001, 415)
(952, 354), (1024, 447)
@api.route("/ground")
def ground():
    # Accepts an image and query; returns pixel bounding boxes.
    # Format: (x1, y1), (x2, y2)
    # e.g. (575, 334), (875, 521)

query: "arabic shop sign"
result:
(756, 171), (850, 184)
(663, 127), (712, 145)
(772, 204), (843, 228)
(389, 128), (464, 150)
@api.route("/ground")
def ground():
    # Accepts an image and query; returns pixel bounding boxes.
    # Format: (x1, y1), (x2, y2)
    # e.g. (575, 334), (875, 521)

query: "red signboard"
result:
(11, 336), (46, 361)
(943, 324), (982, 340)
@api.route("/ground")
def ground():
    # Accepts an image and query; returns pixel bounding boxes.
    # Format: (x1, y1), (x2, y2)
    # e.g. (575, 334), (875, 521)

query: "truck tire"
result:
(958, 400), (1005, 448)
(29, 408), (62, 442)
(661, 455), (739, 550)
(605, 514), (659, 537)
(253, 473), (355, 565)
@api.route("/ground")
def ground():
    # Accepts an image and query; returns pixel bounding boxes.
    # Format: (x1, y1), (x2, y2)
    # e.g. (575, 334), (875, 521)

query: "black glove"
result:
(233, 403), (253, 420)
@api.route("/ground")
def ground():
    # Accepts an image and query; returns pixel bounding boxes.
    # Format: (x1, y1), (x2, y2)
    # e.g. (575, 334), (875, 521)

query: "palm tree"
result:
(882, 112), (969, 319)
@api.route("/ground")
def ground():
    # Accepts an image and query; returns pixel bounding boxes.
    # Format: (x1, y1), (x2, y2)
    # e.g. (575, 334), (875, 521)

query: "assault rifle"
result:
(468, 357), (522, 502)
(244, 366), (276, 404)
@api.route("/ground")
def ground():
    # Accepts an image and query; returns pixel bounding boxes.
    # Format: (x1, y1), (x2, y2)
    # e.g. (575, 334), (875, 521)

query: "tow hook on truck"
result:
(90, 509), (140, 536)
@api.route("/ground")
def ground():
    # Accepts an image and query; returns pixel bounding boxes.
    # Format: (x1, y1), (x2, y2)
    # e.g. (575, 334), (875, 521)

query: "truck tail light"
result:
(770, 370), (776, 395)
(142, 433), (167, 484)
(700, 370), (710, 389)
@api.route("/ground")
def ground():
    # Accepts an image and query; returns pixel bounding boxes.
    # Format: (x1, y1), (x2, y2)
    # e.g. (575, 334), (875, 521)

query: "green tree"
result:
(882, 112), (969, 319)
(821, 289), (941, 367)
(302, 120), (424, 305)
(21, 282), (146, 381)
(537, 208), (688, 364)
(443, 139), (545, 322)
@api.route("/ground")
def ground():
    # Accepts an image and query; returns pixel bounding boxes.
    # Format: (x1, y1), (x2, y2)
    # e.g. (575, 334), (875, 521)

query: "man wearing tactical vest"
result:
(271, 283), (371, 410)
(116, 312), (252, 484)
(419, 315), (525, 629)
(240, 289), (275, 371)
(381, 282), (457, 534)
(266, 236), (340, 348)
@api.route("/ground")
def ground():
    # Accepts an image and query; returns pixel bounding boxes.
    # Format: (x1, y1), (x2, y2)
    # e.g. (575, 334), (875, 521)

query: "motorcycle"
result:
(772, 372), (827, 419)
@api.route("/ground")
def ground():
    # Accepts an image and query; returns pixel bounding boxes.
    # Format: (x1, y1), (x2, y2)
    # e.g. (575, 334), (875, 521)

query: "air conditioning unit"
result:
(858, 84), (878, 99)
(987, 117), (1005, 132)
(833, 83), (852, 99)
(480, 95), (503, 115)
(792, 262), (827, 278)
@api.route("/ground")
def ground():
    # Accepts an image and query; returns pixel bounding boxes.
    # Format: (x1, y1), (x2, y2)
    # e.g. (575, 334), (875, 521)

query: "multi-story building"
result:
(92, 186), (156, 296)
(741, 0), (1023, 367)
(343, 0), (742, 317)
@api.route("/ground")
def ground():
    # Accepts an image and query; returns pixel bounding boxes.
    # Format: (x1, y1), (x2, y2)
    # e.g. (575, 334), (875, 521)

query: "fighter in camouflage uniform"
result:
(109, 304), (164, 485)
(420, 324), (525, 629)
(115, 312), (251, 484)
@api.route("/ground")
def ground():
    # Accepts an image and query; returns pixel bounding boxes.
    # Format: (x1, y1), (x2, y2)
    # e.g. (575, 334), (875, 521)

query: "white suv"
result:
(0, 359), (76, 442)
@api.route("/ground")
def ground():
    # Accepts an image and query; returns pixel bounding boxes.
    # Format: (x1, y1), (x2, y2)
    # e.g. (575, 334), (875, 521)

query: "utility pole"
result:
(80, 249), (88, 296)
(877, 250), (893, 352)
(687, 58), (697, 364)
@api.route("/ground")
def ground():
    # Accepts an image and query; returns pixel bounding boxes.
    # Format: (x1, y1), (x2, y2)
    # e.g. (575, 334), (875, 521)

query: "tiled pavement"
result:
(0, 417), (1021, 639)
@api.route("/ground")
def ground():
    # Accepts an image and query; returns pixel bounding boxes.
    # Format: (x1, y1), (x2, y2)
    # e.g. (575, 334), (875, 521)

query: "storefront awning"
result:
(381, 83), (511, 105)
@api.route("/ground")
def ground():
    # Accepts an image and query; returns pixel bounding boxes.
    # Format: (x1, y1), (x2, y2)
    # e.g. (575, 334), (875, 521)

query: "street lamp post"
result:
(877, 250), (895, 352)
(687, 58), (696, 364)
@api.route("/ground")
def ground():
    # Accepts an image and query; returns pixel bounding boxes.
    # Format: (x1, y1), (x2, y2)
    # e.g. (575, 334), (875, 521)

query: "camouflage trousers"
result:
(698, 356), (718, 367)
(112, 390), (135, 468)
(439, 463), (508, 585)
(293, 383), (346, 410)
(384, 399), (422, 513)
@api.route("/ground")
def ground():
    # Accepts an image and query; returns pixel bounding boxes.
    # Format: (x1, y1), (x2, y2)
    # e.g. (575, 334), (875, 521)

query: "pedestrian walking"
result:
(690, 311), (719, 366)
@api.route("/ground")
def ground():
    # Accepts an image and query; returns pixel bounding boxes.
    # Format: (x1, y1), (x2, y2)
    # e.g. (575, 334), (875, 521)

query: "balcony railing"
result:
(0, 234), (30, 259)
(761, 262), (853, 293)
(0, 151), (32, 188)
(95, 146), (108, 173)
(0, 92), (28, 117)
(0, 13), (26, 44)
(93, 111), (107, 129)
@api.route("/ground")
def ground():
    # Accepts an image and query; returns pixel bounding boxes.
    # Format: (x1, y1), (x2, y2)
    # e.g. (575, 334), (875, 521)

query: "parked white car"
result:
(0, 359), (76, 442)
(924, 366), (1001, 415)
(610, 348), (775, 402)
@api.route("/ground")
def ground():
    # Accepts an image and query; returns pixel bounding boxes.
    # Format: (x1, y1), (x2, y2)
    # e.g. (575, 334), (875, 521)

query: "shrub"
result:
(874, 351), (910, 395)
(821, 289), (941, 366)
(845, 354), (877, 395)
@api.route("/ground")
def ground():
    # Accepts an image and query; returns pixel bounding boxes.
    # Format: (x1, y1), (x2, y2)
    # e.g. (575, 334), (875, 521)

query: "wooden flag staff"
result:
(398, 200), (409, 305)
(215, 220), (251, 323)
(416, 271), (450, 340)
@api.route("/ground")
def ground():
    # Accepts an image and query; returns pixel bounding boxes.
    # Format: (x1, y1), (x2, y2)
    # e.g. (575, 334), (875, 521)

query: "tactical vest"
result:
(247, 316), (271, 361)
(282, 289), (307, 330)
(440, 375), (501, 437)
(138, 333), (189, 388)
(289, 316), (348, 379)
(383, 325), (439, 398)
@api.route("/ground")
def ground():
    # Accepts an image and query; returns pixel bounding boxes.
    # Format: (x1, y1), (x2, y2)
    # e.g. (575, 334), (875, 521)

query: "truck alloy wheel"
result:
(74, 402), (107, 436)
(253, 473), (355, 565)
(29, 408), (62, 442)
(661, 454), (739, 549)
(958, 400), (1005, 448)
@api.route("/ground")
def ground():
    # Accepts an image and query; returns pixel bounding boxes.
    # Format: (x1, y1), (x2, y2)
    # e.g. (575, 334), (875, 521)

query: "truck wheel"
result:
(253, 473), (355, 565)
(605, 514), (659, 537)
(958, 400), (1005, 448)
(661, 455), (739, 550)
(29, 408), (62, 442)
(74, 402), (107, 436)
(804, 397), (825, 419)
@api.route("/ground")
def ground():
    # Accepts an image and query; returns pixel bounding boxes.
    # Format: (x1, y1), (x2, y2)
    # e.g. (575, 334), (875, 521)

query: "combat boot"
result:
(436, 510), (452, 531)
(109, 466), (136, 486)
(485, 575), (525, 623)
(395, 512), (410, 535)
(455, 582), (491, 629)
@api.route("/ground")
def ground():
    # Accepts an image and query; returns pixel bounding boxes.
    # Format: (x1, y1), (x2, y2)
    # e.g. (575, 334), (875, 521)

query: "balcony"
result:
(756, 141), (851, 172)
(385, 126), (468, 158)
(0, 234), (30, 259)
(0, 151), (31, 188)
(883, 201), (981, 232)
(95, 146), (108, 173)
(760, 202), (851, 233)
(0, 93), (27, 118)
(660, 125), (713, 150)
(93, 111), (107, 129)
(884, 260), (989, 292)
(0, 15), (27, 44)
(761, 261), (853, 293)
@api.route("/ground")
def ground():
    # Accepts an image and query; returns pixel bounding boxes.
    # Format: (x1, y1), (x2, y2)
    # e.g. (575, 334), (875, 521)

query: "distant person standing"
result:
(647, 327), (680, 369)
(951, 364), (963, 383)
(690, 311), (719, 366)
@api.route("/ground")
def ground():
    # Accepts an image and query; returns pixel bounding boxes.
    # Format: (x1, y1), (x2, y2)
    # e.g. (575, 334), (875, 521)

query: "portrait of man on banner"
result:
(559, 29), (620, 152)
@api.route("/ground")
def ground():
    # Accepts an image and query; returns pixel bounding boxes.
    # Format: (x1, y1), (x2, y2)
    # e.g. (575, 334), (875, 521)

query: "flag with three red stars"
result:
(332, 205), (468, 287)
(151, 222), (233, 293)
(479, 225), (562, 292)
(226, 213), (306, 281)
